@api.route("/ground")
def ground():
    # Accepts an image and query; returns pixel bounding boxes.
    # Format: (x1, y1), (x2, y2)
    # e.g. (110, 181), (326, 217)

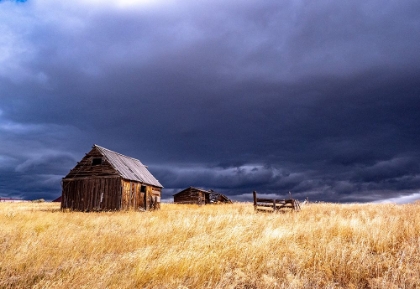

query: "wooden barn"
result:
(173, 187), (232, 205)
(61, 144), (163, 211)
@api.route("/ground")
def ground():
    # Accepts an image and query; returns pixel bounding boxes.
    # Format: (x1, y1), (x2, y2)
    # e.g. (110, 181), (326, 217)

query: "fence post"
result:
(253, 191), (257, 211)
(273, 199), (276, 212)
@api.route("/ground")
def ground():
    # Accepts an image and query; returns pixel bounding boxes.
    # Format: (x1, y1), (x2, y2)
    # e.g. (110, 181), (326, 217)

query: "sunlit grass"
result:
(1, 202), (419, 288)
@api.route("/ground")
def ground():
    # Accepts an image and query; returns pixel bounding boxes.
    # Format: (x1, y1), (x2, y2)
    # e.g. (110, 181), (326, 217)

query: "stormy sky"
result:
(1, 0), (420, 203)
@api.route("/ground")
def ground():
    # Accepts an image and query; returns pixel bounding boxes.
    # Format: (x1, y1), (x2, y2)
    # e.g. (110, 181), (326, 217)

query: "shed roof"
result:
(173, 187), (211, 196)
(95, 145), (163, 188)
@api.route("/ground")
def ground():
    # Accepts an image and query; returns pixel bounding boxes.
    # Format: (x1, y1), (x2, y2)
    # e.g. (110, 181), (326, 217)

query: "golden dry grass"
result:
(1, 201), (420, 288)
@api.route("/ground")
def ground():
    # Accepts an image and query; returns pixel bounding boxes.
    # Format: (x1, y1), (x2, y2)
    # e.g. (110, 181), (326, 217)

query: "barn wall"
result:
(121, 181), (162, 210)
(148, 186), (161, 210)
(121, 180), (144, 210)
(62, 177), (121, 211)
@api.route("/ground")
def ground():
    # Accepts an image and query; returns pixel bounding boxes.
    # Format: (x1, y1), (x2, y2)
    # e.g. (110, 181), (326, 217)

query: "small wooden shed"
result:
(173, 187), (210, 205)
(173, 187), (232, 205)
(61, 144), (163, 211)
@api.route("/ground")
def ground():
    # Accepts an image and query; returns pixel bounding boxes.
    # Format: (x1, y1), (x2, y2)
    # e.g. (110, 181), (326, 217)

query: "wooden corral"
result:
(253, 191), (300, 212)
(61, 144), (163, 212)
(173, 187), (232, 205)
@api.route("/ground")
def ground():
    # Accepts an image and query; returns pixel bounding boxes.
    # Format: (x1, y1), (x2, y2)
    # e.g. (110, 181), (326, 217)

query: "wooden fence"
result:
(253, 191), (300, 212)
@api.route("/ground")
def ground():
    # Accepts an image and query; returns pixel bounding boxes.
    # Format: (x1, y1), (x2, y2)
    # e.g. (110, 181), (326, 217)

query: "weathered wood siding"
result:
(150, 187), (161, 210)
(62, 177), (121, 211)
(65, 148), (118, 178)
(174, 188), (209, 205)
(121, 181), (162, 210)
(121, 180), (144, 210)
(62, 178), (162, 211)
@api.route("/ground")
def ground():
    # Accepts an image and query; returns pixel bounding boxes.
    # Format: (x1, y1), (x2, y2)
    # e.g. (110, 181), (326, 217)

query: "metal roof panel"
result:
(95, 145), (163, 188)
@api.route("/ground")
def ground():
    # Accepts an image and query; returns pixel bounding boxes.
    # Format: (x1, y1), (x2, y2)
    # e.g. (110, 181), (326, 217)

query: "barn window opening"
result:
(92, 158), (102, 166)
(141, 185), (147, 193)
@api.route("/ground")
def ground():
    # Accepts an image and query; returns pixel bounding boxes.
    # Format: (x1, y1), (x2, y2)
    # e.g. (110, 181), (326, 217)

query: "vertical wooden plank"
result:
(129, 182), (132, 210)
(116, 180), (120, 210)
(114, 178), (117, 209)
(123, 180), (129, 210)
(74, 181), (78, 210)
(136, 183), (140, 210)
(122, 181), (125, 210)
(75, 181), (79, 210)
(147, 186), (151, 210)
(118, 180), (122, 210)
(107, 178), (111, 210)
(135, 183), (138, 210)
(87, 179), (91, 211)
(111, 178), (115, 210)
(126, 181), (129, 210)
(78, 180), (82, 211)
(83, 179), (87, 211)
(253, 191), (257, 211)
(73, 181), (76, 210)
(83, 179), (86, 211)
(105, 178), (109, 210)
(127, 181), (130, 210)
(78, 180), (82, 210)
(117, 178), (120, 210)
(91, 180), (94, 211)
(108, 178), (112, 210)
(82, 179), (86, 211)
(132, 182), (136, 209)
(84, 179), (88, 211)
(121, 180), (124, 210)
(89, 179), (93, 211)
(93, 179), (97, 211)
(100, 178), (104, 210)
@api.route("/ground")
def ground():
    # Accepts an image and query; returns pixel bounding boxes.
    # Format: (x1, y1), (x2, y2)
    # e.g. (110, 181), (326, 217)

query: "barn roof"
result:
(95, 145), (163, 188)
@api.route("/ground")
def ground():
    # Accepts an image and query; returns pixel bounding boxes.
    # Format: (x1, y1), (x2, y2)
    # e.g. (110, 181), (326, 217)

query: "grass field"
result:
(1, 201), (419, 288)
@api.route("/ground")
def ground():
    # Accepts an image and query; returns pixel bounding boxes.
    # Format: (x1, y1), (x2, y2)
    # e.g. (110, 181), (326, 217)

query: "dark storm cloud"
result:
(1, 0), (420, 202)
(0, 110), (83, 199)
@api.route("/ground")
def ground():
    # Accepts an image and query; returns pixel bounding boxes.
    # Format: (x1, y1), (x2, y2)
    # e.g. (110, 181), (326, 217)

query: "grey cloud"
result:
(352, 157), (420, 183)
(15, 153), (76, 174)
(374, 192), (420, 204)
